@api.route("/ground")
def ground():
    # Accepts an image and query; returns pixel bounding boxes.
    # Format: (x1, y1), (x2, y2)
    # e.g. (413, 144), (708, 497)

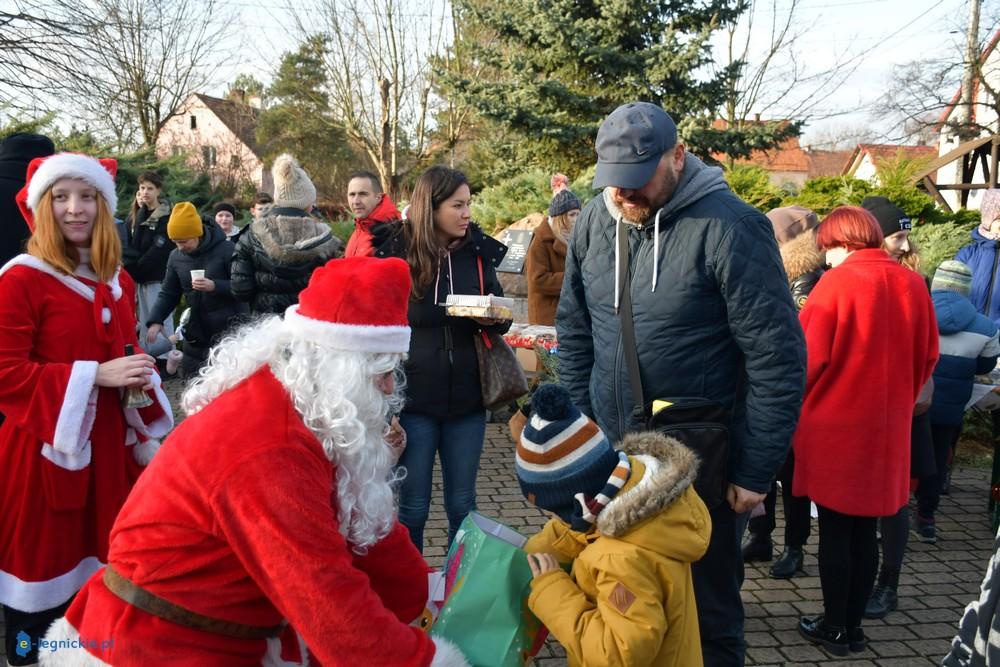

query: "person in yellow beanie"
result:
(147, 202), (247, 375)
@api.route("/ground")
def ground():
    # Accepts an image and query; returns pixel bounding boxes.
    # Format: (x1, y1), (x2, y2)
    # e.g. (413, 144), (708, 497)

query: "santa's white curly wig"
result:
(182, 315), (405, 551)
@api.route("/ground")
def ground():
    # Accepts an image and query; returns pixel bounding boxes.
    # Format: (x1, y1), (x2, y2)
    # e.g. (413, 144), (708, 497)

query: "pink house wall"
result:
(155, 95), (271, 192)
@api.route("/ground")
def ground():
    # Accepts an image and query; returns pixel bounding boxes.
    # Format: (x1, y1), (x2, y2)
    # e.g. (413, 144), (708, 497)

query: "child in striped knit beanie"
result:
(516, 384), (712, 667)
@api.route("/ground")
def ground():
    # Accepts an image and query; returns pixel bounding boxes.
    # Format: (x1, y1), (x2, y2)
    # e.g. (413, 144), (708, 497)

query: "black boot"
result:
(847, 626), (867, 653)
(798, 616), (849, 657)
(863, 568), (900, 619)
(769, 546), (804, 579)
(741, 533), (773, 563)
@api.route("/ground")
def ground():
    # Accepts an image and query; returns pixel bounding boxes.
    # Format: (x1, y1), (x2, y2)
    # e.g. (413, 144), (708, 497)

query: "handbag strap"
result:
(616, 219), (647, 423)
(475, 255), (492, 348)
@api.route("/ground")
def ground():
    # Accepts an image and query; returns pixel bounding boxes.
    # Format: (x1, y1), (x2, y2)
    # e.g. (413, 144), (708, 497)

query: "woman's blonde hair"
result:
(886, 235), (921, 273)
(26, 188), (121, 282)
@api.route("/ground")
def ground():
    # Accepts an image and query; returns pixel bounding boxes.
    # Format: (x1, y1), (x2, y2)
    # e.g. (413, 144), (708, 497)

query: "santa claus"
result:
(42, 256), (467, 666)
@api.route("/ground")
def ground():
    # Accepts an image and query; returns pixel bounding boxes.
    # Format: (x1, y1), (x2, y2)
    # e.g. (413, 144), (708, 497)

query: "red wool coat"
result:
(0, 255), (172, 613)
(792, 249), (939, 517)
(58, 368), (443, 666)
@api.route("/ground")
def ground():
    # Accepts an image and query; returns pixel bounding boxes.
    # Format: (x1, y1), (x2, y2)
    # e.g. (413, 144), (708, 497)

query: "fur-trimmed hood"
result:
(780, 228), (825, 283)
(252, 212), (342, 265)
(595, 432), (710, 563)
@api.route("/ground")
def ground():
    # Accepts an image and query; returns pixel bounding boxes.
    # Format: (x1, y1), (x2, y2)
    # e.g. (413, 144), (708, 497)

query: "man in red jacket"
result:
(345, 170), (402, 257)
(43, 256), (468, 666)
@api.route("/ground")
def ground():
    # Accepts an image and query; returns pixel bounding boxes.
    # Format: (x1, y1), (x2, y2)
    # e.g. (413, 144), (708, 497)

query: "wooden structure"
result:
(913, 135), (1000, 211)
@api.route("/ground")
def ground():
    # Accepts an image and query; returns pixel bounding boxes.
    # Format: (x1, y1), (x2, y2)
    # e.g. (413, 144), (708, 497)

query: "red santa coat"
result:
(792, 249), (939, 517)
(57, 367), (446, 666)
(0, 255), (172, 613)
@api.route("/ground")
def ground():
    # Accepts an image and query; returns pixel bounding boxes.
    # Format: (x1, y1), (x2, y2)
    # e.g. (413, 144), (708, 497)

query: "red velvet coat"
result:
(792, 249), (939, 517)
(58, 368), (446, 666)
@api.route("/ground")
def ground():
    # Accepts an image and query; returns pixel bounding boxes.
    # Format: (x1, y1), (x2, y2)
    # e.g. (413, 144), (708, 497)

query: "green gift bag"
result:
(429, 512), (548, 666)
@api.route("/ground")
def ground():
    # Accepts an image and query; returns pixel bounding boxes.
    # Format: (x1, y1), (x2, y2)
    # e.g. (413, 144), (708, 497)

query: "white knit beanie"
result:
(272, 153), (317, 210)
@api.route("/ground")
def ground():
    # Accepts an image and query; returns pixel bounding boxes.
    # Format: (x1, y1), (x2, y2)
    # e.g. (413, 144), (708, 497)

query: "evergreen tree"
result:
(256, 37), (363, 200)
(444, 0), (796, 172)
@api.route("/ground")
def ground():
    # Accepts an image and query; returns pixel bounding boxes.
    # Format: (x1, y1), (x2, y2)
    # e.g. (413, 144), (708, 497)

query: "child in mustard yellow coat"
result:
(517, 384), (711, 667)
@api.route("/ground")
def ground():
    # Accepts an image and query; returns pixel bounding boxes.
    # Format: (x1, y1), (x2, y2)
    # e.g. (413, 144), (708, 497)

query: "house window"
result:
(202, 145), (217, 167)
(190, 115), (197, 130)
(230, 154), (241, 168)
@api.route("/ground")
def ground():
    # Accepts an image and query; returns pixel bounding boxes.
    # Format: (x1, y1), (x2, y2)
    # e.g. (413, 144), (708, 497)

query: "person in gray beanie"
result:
(231, 154), (342, 314)
(526, 185), (582, 325)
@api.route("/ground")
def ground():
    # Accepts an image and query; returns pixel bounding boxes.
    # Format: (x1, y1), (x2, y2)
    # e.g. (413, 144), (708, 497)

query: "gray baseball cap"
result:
(593, 102), (677, 190)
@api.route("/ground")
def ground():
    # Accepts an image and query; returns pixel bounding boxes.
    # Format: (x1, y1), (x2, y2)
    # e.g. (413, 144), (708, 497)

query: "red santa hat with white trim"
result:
(283, 256), (412, 353)
(16, 153), (118, 231)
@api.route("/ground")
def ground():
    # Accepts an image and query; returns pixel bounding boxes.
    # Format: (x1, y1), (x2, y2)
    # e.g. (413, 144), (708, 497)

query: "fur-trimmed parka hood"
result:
(251, 211), (342, 265)
(780, 228), (825, 283)
(595, 432), (711, 564)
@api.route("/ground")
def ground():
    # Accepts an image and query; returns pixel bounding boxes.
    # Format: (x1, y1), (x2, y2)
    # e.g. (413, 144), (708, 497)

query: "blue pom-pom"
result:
(532, 384), (574, 421)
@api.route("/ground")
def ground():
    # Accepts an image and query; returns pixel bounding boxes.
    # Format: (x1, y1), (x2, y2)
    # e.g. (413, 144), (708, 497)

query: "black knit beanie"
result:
(861, 196), (911, 238)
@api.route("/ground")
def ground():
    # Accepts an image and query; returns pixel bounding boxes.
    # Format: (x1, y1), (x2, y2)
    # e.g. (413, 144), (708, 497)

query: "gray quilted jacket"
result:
(556, 153), (806, 493)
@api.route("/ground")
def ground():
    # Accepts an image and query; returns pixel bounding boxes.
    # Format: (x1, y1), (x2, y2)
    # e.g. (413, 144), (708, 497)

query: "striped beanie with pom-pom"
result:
(516, 384), (630, 530)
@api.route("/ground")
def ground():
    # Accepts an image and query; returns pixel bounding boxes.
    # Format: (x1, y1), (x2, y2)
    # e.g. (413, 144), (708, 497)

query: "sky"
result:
(169, 0), (991, 148)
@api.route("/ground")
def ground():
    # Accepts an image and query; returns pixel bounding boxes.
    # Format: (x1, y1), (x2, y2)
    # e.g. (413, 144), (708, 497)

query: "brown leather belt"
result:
(102, 565), (285, 640)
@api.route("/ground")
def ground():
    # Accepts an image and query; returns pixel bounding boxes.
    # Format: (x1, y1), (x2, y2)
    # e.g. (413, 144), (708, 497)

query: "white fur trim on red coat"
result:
(50, 361), (99, 464)
(122, 371), (174, 442)
(26, 153), (117, 214)
(0, 254), (122, 302)
(262, 633), (309, 667)
(131, 438), (161, 466)
(283, 305), (411, 353)
(0, 557), (103, 613)
(430, 637), (470, 667)
(38, 616), (111, 666)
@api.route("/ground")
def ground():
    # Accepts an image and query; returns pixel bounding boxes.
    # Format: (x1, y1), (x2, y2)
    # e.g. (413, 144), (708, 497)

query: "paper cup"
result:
(190, 269), (205, 281)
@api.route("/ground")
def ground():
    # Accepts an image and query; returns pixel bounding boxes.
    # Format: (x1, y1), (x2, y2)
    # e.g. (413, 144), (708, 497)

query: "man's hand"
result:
(384, 416), (406, 462)
(191, 277), (215, 292)
(526, 553), (560, 579)
(727, 483), (766, 514)
(146, 323), (163, 345)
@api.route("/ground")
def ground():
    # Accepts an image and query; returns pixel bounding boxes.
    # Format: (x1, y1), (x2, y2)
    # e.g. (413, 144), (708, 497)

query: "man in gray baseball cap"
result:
(556, 102), (806, 667)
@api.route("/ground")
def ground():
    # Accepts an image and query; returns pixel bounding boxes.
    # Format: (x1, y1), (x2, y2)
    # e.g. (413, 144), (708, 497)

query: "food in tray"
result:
(444, 294), (515, 320)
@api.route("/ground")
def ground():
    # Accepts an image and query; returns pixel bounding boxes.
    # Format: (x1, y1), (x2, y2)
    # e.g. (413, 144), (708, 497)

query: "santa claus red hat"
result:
(16, 153), (118, 231)
(284, 256), (411, 353)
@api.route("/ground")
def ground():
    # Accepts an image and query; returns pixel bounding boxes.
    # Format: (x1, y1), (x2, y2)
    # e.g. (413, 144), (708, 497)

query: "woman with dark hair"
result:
(374, 165), (509, 551)
(793, 206), (938, 657)
(0, 154), (171, 665)
(122, 170), (175, 358)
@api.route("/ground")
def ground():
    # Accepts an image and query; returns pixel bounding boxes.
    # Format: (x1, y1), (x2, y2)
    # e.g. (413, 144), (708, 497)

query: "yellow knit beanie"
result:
(167, 202), (203, 239)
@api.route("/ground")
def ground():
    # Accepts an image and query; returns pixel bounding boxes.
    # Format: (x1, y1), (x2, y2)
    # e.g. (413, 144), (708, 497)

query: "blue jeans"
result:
(396, 411), (487, 552)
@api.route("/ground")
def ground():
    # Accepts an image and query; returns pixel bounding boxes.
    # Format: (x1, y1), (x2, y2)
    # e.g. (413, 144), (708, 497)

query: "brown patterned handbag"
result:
(473, 256), (528, 411)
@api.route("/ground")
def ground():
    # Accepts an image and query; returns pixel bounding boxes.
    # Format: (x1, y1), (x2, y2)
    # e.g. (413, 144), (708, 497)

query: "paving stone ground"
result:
(3, 376), (994, 666)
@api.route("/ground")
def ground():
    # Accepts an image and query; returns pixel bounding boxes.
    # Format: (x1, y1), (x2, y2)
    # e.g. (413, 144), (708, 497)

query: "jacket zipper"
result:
(986, 245), (1000, 317)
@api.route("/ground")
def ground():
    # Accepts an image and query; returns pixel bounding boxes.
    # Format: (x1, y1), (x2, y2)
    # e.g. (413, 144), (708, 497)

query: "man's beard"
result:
(612, 164), (678, 224)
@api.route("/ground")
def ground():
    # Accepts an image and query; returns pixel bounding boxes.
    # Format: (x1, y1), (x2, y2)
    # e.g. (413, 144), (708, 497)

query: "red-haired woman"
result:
(792, 206), (938, 656)
(0, 154), (172, 665)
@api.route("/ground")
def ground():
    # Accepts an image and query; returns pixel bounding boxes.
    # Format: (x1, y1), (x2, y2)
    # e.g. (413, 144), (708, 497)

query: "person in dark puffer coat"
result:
(146, 204), (248, 375)
(742, 206), (824, 579)
(373, 166), (509, 554)
(231, 154), (342, 314)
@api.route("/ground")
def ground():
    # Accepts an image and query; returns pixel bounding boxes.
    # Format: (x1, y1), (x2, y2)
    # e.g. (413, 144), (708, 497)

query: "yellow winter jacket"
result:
(525, 432), (711, 667)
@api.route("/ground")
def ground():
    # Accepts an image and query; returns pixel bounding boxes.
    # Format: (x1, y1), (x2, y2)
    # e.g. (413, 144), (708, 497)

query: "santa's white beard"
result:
(183, 315), (405, 551)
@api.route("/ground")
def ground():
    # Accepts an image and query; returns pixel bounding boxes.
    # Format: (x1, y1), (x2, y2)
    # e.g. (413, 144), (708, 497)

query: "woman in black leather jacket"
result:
(374, 166), (509, 552)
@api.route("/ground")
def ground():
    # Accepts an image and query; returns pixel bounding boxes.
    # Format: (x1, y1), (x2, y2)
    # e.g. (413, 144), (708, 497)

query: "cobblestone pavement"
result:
(3, 376), (993, 666)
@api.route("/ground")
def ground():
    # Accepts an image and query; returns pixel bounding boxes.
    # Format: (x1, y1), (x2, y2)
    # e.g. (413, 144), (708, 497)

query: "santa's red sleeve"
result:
(0, 269), (99, 463)
(211, 445), (467, 667)
(352, 521), (430, 623)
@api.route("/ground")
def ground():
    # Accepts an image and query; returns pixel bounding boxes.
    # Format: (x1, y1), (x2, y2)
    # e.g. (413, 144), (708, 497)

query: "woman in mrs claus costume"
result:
(0, 153), (171, 665)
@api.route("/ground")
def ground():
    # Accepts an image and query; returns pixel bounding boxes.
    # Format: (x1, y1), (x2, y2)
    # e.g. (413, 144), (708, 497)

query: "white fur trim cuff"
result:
(283, 305), (411, 353)
(132, 438), (160, 466)
(39, 617), (112, 666)
(0, 557), (103, 612)
(430, 637), (470, 667)
(26, 154), (117, 214)
(53, 361), (99, 456)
